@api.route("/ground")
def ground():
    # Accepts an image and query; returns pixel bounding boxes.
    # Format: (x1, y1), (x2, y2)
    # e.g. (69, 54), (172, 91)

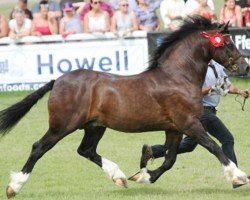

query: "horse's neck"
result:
(184, 38), (210, 80)
(159, 41), (210, 87)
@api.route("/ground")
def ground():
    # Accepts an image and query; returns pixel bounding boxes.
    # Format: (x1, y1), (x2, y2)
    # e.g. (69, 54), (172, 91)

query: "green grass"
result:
(0, 79), (249, 200)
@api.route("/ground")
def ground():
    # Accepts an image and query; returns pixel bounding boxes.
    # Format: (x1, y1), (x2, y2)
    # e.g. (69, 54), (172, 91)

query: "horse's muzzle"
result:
(236, 64), (250, 76)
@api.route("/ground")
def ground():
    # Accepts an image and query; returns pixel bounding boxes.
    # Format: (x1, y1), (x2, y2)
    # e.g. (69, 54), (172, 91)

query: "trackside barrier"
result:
(0, 31), (148, 92)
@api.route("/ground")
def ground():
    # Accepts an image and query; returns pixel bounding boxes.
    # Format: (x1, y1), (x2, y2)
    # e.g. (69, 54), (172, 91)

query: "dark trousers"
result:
(151, 107), (238, 166)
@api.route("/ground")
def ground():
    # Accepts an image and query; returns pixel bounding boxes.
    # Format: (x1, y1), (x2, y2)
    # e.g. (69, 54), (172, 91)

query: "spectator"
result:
(192, 0), (216, 21)
(31, 1), (59, 36)
(235, 0), (249, 26)
(109, 0), (157, 12)
(111, 0), (138, 37)
(60, 1), (85, 36)
(59, 0), (83, 10)
(160, 0), (186, 31)
(220, 0), (243, 27)
(0, 14), (9, 38)
(135, 0), (161, 32)
(185, 0), (214, 15)
(243, 0), (250, 26)
(109, 0), (138, 12)
(10, 0), (33, 20)
(32, 0), (61, 20)
(9, 8), (32, 39)
(80, 0), (113, 21)
(83, 0), (110, 34)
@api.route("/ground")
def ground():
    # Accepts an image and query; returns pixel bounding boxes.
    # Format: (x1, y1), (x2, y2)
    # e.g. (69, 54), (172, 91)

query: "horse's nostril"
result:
(246, 66), (250, 73)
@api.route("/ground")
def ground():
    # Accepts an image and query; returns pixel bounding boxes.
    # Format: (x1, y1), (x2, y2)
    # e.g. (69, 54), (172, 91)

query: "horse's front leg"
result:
(129, 131), (182, 183)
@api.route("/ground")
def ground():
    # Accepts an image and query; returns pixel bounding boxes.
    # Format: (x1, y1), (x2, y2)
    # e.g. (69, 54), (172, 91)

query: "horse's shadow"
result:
(107, 185), (249, 196)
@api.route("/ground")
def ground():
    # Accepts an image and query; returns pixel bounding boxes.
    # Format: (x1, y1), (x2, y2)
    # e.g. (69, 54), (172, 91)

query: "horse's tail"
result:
(0, 80), (55, 135)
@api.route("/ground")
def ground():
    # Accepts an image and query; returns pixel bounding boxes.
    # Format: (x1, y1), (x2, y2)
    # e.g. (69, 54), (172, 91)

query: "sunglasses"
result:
(121, 4), (129, 7)
(93, 1), (101, 4)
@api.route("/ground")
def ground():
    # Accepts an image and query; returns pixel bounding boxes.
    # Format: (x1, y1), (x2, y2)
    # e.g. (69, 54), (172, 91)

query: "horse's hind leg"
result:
(129, 131), (182, 183)
(77, 125), (127, 187)
(184, 119), (249, 187)
(6, 129), (69, 198)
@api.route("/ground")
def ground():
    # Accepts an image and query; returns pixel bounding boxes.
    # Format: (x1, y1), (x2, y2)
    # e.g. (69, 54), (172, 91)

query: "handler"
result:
(140, 60), (249, 170)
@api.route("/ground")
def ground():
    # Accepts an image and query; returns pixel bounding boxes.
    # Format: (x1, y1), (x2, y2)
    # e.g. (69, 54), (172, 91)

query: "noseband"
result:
(223, 41), (242, 72)
(200, 31), (242, 72)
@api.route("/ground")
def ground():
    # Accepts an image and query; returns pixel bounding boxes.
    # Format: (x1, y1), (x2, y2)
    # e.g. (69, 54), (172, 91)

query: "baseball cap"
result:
(19, 0), (28, 3)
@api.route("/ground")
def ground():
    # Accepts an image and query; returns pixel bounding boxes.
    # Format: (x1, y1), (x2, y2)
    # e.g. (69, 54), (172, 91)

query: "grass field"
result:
(0, 78), (249, 200)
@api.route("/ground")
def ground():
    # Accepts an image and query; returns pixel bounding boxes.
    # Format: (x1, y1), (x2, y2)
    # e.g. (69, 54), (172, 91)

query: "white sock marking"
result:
(101, 157), (126, 181)
(223, 161), (249, 184)
(8, 171), (30, 193)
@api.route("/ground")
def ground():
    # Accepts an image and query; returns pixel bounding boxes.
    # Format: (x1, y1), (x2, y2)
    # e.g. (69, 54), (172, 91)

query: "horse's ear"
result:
(219, 21), (230, 33)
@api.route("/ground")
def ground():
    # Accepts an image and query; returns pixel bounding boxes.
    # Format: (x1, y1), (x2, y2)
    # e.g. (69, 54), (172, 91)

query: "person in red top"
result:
(238, 0), (250, 26)
(243, 1), (250, 26)
(31, 0), (58, 35)
(220, 0), (243, 27)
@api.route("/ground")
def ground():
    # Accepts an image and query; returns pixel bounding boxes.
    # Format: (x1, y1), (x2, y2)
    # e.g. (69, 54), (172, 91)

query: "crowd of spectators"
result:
(0, 0), (250, 40)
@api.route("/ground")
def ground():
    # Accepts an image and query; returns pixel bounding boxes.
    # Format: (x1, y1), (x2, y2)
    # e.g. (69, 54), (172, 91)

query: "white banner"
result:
(0, 35), (148, 92)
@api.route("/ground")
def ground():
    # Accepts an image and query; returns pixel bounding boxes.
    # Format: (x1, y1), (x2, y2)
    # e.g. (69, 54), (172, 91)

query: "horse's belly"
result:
(100, 114), (174, 133)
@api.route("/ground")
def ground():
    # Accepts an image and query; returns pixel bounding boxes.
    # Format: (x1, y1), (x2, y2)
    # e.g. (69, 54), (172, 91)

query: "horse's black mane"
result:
(149, 16), (221, 70)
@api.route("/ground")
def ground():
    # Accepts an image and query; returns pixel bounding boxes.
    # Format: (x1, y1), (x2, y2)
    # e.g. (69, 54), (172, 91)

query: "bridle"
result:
(200, 31), (242, 73)
(222, 34), (242, 72)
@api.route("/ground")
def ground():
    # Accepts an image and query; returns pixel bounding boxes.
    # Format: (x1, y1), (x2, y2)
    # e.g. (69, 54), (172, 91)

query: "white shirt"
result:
(9, 18), (31, 34)
(160, 0), (186, 29)
(203, 61), (231, 107)
(89, 15), (106, 32)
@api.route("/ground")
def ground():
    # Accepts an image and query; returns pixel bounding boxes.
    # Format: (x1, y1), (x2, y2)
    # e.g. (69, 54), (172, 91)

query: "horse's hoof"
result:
(6, 186), (16, 199)
(128, 168), (151, 183)
(128, 171), (141, 182)
(232, 183), (246, 189)
(114, 178), (128, 188)
(232, 176), (249, 189)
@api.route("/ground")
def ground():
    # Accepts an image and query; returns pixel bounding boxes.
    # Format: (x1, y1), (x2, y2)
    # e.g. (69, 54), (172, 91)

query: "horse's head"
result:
(201, 22), (249, 76)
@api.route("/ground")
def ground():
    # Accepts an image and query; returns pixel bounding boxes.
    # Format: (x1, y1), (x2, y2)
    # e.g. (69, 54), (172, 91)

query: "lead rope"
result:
(235, 94), (247, 111)
(227, 69), (247, 111)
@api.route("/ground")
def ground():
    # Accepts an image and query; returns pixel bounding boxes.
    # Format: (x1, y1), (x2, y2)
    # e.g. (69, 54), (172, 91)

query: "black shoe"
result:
(140, 144), (153, 169)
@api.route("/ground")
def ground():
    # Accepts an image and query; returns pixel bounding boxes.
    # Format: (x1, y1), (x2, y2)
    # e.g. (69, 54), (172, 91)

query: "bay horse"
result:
(0, 17), (249, 198)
